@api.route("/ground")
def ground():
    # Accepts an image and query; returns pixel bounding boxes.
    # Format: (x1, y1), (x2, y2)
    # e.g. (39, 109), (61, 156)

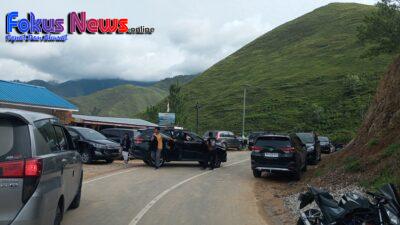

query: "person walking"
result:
(121, 133), (131, 167)
(203, 132), (217, 170)
(151, 127), (163, 169)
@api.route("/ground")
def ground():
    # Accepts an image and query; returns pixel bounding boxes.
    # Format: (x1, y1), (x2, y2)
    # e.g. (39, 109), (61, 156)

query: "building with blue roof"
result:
(0, 80), (78, 123)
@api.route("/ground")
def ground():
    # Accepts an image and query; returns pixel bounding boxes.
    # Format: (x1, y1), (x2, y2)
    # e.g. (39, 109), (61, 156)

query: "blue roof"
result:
(0, 81), (78, 111)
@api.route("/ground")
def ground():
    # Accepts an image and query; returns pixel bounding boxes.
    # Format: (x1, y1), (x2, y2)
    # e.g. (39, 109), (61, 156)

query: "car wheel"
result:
(69, 173), (82, 210)
(54, 201), (63, 225)
(105, 158), (114, 164)
(253, 169), (262, 178)
(143, 160), (150, 166)
(302, 163), (307, 172)
(292, 166), (301, 181)
(81, 150), (92, 164)
(214, 158), (221, 168)
(150, 155), (165, 167)
(198, 161), (206, 167)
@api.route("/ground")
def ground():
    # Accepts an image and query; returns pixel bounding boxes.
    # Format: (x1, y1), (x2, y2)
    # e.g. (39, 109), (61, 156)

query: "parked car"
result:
(100, 128), (136, 145)
(318, 136), (335, 153)
(250, 134), (307, 180)
(66, 126), (121, 164)
(133, 128), (227, 167)
(203, 130), (241, 150)
(296, 132), (321, 165)
(0, 109), (82, 225)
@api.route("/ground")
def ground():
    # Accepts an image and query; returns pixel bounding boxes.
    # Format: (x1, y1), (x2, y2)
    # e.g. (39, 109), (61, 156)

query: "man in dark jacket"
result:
(121, 133), (131, 167)
(203, 132), (217, 170)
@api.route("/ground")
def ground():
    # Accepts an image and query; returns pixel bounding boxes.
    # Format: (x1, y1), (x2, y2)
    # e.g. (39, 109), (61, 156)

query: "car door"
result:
(62, 126), (82, 202)
(180, 132), (198, 160)
(189, 133), (208, 160)
(53, 125), (77, 206)
(181, 133), (205, 160)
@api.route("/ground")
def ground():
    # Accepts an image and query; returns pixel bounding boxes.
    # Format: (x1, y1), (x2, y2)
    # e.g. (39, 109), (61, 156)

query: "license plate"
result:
(264, 153), (279, 158)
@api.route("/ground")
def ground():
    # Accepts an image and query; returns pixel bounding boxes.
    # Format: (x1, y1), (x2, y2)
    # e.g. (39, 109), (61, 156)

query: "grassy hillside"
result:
(27, 79), (155, 97)
(153, 3), (394, 142)
(152, 75), (196, 91)
(70, 85), (167, 117)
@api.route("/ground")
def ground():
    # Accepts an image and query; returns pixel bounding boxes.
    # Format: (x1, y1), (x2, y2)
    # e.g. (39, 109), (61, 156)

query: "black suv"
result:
(318, 136), (335, 154)
(133, 129), (227, 167)
(296, 132), (321, 165)
(100, 128), (136, 145)
(67, 126), (121, 164)
(250, 134), (307, 180)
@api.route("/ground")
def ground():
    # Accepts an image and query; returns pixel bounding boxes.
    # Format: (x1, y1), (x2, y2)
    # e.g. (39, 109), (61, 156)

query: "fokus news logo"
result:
(5, 11), (155, 43)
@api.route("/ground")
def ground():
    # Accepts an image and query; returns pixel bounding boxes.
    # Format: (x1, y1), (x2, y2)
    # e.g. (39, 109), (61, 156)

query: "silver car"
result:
(0, 109), (83, 225)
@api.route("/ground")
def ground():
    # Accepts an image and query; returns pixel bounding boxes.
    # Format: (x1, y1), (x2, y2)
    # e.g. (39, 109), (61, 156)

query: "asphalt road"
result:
(63, 152), (269, 225)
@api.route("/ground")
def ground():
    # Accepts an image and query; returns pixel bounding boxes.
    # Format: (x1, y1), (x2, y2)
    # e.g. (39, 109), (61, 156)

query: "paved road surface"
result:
(63, 152), (269, 225)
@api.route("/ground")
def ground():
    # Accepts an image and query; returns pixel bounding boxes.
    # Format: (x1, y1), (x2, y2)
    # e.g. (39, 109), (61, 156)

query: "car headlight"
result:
(386, 208), (400, 225)
(92, 143), (106, 149)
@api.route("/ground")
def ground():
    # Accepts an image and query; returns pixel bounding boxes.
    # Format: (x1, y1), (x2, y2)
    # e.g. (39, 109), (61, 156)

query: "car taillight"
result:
(25, 159), (42, 177)
(0, 160), (24, 178)
(135, 136), (144, 144)
(22, 159), (43, 204)
(251, 146), (262, 153)
(281, 147), (295, 153)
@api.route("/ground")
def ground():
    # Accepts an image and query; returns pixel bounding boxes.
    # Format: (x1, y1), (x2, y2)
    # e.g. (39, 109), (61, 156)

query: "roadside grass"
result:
(367, 138), (379, 148)
(382, 143), (400, 158)
(344, 156), (362, 173)
(361, 168), (399, 190)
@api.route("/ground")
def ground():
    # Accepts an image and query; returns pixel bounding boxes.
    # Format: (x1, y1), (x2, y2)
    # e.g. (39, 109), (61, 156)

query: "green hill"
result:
(152, 75), (196, 91)
(70, 85), (167, 117)
(147, 3), (395, 142)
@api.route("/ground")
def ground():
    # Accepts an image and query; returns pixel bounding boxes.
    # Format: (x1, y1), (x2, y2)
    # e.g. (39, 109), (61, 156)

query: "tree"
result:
(168, 82), (186, 125)
(358, 0), (400, 57)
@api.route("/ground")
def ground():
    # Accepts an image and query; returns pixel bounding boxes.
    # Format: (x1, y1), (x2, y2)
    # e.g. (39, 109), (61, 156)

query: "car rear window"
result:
(0, 117), (30, 162)
(255, 137), (291, 148)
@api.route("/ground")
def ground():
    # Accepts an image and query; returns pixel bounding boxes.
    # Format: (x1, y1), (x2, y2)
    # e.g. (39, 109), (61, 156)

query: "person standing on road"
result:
(121, 133), (131, 167)
(151, 127), (163, 169)
(203, 132), (217, 170)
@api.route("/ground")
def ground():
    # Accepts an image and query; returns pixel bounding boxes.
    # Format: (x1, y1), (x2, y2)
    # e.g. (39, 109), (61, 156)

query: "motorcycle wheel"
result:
(298, 209), (322, 225)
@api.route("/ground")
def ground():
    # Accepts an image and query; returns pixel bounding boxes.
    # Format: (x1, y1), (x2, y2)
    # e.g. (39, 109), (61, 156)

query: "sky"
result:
(0, 0), (377, 82)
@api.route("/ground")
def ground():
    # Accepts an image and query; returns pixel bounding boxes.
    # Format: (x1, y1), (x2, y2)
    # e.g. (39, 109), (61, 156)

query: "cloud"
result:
(0, 0), (377, 82)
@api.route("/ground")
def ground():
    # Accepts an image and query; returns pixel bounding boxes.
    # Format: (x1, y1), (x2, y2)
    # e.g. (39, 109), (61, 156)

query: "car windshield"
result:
(76, 128), (107, 140)
(297, 133), (314, 143)
(318, 136), (329, 142)
(255, 137), (291, 148)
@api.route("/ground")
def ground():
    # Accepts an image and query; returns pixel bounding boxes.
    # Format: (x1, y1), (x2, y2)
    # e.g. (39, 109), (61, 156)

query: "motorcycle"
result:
(297, 186), (377, 225)
(366, 184), (400, 225)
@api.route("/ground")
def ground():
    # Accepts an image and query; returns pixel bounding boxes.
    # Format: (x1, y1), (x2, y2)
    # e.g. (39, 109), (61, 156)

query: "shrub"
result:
(367, 138), (379, 148)
(382, 143), (400, 158)
(344, 157), (362, 173)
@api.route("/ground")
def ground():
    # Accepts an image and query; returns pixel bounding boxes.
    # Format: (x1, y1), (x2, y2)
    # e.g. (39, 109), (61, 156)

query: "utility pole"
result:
(242, 88), (246, 138)
(194, 101), (201, 134)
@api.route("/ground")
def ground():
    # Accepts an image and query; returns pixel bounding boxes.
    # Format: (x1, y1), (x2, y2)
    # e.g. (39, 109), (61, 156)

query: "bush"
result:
(344, 157), (362, 173)
(367, 138), (379, 148)
(382, 143), (400, 158)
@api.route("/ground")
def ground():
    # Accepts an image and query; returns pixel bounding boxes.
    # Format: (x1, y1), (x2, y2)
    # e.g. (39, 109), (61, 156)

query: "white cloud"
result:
(0, 0), (377, 82)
